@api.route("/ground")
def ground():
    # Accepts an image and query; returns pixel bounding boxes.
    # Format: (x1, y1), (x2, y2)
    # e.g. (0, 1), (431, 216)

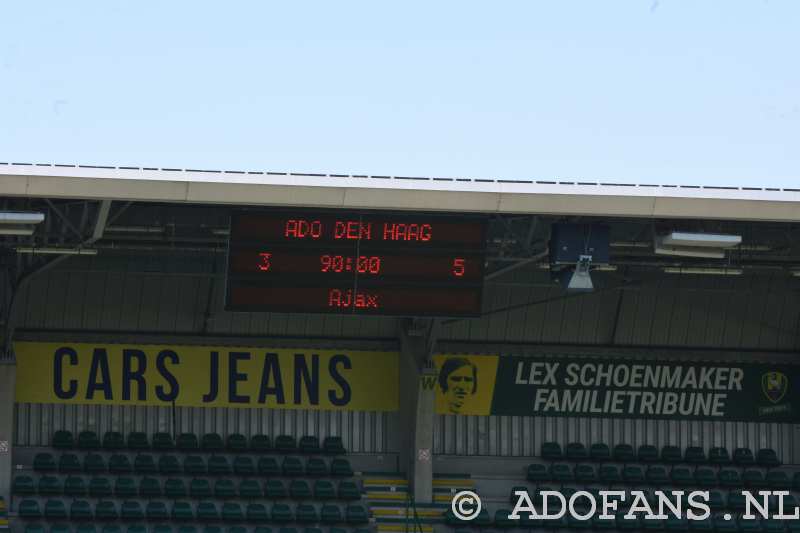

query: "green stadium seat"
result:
(215, 479), (238, 498)
(618, 515), (640, 530)
(600, 465), (623, 483)
(34, 453), (56, 471)
(566, 443), (589, 460)
(315, 481), (336, 499)
(231, 526), (247, 533)
(648, 467), (670, 485)
(275, 435), (298, 453)
(794, 473), (800, 490)
(103, 431), (125, 449)
(672, 468), (694, 486)
(84, 454), (106, 472)
(209, 456), (231, 474)
(321, 505), (344, 523)
(272, 504), (294, 522)
(639, 445), (659, 462)
(763, 519), (784, 533)
(78, 431), (101, 449)
(19, 500), (43, 518)
(240, 479), (262, 498)
(643, 518), (664, 531)
(64, 476), (87, 495)
(593, 515), (616, 529)
(667, 517), (689, 532)
(197, 503), (219, 521)
(721, 470), (743, 487)
(787, 521), (800, 533)
(259, 457), (281, 475)
(329, 528), (346, 533)
(14, 476), (36, 494)
(331, 458), (353, 476)
(278, 529), (297, 533)
(527, 463), (549, 481)
(510, 486), (530, 503)
(131, 525), (149, 533)
(533, 486), (553, 505)
(590, 443), (613, 461)
(542, 442), (565, 460)
(474, 509), (494, 527)
(54, 430), (75, 448)
(339, 481), (361, 500)
(139, 478), (164, 497)
(247, 504), (269, 522)
(686, 446), (707, 463)
(544, 517), (567, 529)
(734, 448), (756, 465)
(253, 527), (273, 533)
(95, 501), (118, 519)
(147, 502), (170, 520)
(283, 457), (304, 475)
(222, 503), (244, 521)
(739, 519), (760, 533)
(697, 469), (718, 486)
(185, 455), (205, 473)
(707, 492), (725, 510)
(304, 528), (321, 533)
(76, 527), (96, 533)
(494, 509), (518, 528)
(153, 433), (175, 450)
(758, 449), (781, 467)
(109, 455), (132, 473)
(710, 448), (732, 465)
(729, 492), (747, 510)
(134, 454), (156, 472)
(767, 470), (792, 489)
(714, 515), (735, 533)
(552, 464), (573, 482)
(662, 446), (683, 463)
(178, 433), (200, 451)
(290, 480), (312, 498)
(744, 471), (767, 487)
(24, 525), (45, 533)
(159, 455), (181, 473)
(202, 433), (225, 451)
(615, 444), (636, 462)
(89, 477), (112, 496)
(121, 502), (144, 520)
(177, 528), (196, 533)
(689, 518), (713, 532)
(190, 479), (213, 497)
(102, 526), (122, 533)
(59, 454), (80, 471)
(521, 515), (543, 529)
(576, 465), (597, 483)
(346, 506), (369, 524)
(779, 493), (798, 510)
(115, 477), (137, 496)
(70, 501), (93, 519)
(203, 528), (221, 533)
(324, 436), (346, 454)
(624, 466), (646, 484)
(127, 432), (149, 450)
(299, 436), (322, 453)
(266, 480), (287, 499)
(226, 433), (248, 452)
(165, 478), (188, 497)
(39, 476), (61, 494)
(172, 502), (194, 521)
(561, 487), (579, 506)
(252, 435), (273, 452)
(307, 457), (328, 475)
(667, 492), (690, 508)
(233, 457), (256, 474)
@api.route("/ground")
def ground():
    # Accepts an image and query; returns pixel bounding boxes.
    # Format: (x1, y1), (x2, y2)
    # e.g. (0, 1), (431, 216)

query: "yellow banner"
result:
(432, 354), (499, 415)
(13, 342), (398, 412)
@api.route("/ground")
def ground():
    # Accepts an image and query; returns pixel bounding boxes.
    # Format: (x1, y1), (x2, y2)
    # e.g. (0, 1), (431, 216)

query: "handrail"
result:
(405, 492), (425, 533)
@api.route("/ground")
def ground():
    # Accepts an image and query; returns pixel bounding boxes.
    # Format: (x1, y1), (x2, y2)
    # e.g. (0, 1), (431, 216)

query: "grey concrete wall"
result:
(0, 359), (17, 507)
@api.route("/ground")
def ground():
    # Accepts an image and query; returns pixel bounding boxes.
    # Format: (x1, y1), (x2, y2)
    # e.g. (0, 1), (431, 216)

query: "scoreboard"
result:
(225, 210), (488, 317)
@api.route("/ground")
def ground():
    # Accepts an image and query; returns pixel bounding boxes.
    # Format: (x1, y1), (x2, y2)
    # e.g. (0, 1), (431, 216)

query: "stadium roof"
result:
(2, 162), (799, 221)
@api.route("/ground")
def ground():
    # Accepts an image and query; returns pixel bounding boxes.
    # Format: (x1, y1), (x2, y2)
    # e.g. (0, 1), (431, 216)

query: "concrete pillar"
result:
(398, 328), (437, 504)
(0, 359), (16, 507)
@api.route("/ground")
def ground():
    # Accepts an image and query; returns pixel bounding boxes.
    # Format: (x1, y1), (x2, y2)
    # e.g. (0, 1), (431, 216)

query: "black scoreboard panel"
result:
(225, 211), (488, 317)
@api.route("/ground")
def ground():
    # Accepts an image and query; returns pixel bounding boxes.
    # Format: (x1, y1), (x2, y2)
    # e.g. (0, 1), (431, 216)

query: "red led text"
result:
(285, 220), (322, 238)
(329, 289), (377, 308)
(383, 223), (431, 241)
(454, 258), (465, 276)
(259, 253), (271, 270)
(335, 221), (371, 239)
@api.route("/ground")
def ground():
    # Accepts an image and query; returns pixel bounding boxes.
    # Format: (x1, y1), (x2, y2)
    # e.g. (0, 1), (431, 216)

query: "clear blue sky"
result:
(1, 2), (798, 188)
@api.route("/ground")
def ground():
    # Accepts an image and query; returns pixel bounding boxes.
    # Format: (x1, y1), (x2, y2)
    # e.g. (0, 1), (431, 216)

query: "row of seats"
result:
(508, 487), (799, 510)
(32, 455), (354, 476)
(24, 525), (364, 533)
(18, 501), (369, 523)
(447, 509), (800, 532)
(541, 443), (782, 466)
(15, 477), (361, 499)
(52, 432), (345, 455)
(526, 464), (796, 488)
